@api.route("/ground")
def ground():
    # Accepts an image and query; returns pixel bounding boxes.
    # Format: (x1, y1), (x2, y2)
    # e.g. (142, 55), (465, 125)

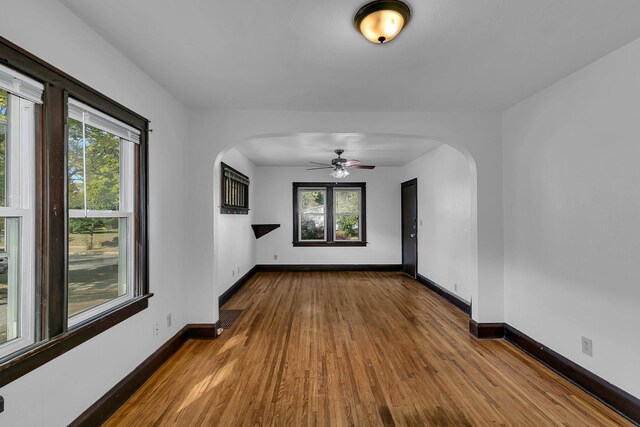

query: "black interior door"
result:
(401, 179), (418, 278)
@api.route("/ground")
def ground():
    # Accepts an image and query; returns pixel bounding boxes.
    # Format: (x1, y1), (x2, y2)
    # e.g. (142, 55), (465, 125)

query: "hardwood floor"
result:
(106, 271), (631, 426)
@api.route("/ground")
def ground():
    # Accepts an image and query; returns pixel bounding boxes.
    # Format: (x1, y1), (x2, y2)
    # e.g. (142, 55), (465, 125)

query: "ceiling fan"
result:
(306, 149), (376, 178)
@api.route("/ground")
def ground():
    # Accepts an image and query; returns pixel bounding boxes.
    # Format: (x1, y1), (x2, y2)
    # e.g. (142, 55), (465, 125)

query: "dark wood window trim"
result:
(0, 295), (151, 388)
(0, 36), (150, 384)
(292, 182), (367, 247)
(220, 162), (250, 215)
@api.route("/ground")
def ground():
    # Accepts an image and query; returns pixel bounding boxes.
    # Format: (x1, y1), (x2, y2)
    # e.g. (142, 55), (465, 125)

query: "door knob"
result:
(410, 233), (416, 238)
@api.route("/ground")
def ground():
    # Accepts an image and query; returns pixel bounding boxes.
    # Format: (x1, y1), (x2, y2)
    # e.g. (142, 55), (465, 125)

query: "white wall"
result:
(217, 148), (256, 295)
(402, 145), (473, 303)
(0, 1), (189, 425)
(186, 110), (503, 324)
(255, 166), (401, 265)
(503, 37), (640, 397)
(2, 0), (637, 423)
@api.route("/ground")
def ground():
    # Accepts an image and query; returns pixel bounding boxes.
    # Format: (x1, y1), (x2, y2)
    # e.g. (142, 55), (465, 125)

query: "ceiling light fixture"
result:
(330, 165), (350, 179)
(354, 0), (411, 44)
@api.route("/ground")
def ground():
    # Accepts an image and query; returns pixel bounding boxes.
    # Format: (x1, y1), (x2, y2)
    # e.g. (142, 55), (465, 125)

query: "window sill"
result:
(293, 241), (367, 247)
(0, 293), (153, 387)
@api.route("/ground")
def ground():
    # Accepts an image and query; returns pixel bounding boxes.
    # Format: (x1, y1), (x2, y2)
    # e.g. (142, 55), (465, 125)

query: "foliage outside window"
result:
(293, 182), (366, 247)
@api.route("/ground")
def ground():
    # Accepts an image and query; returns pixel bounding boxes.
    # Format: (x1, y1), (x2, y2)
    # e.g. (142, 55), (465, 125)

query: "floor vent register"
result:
(219, 309), (243, 330)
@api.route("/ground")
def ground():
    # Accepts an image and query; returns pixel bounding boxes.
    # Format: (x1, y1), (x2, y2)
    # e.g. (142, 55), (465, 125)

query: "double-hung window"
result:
(0, 65), (40, 357)
(0, 38), (150, 387)
(293, 182), (366, 246)
(67, 99), (138, 325)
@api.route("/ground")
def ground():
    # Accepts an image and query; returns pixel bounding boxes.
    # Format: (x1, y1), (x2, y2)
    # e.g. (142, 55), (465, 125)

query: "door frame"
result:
(401, 178), (418, 278)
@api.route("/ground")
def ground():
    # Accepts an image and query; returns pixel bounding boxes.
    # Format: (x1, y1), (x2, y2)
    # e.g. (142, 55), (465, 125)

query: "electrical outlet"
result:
(582, 336), (593, 356)
(167, 313), (172, 327)
(237, 266), (240, 274)
(274, 254), (278, 260)
(153, 323), (159, 337)
(454, 283), (458, 291)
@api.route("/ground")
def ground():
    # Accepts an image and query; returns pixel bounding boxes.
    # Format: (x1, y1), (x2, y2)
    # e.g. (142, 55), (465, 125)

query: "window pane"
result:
(0, 218), (20, 345)
(68, 218), (127, 317)
(300, 214), (325, 240)
(336, 215), (360, 241)
(67, 118), (121, 211)
(335, 190), (360, 240)
(299, 190), (326, 241)
(300, 190), (325, 214)
(0, 90), (8, 207)
(335, 190), (359, 214)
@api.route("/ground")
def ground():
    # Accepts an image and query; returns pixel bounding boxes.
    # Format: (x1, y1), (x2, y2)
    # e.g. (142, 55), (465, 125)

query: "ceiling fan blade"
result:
(348, 165), (376, 169)
(306, 167), (334, 170)
(309, 161), (332, 166)
(344, 159), (362, 166)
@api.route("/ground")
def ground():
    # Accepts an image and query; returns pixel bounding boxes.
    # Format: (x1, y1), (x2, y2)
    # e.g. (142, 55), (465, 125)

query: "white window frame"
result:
(67, 102), (136, 328)
(333, 187), (362, 242)
(0, 92), (36, 358)
(298, 188), (327, 242)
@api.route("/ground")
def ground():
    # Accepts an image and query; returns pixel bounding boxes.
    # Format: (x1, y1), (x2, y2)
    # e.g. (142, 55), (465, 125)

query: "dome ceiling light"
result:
(354, 0), (411, 44)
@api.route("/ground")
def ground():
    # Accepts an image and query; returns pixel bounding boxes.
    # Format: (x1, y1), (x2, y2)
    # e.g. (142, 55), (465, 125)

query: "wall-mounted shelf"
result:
(252, 224), (280, 239)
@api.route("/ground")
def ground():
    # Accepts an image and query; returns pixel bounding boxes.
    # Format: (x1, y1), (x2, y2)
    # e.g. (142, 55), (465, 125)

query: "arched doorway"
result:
(211, 133), (478, 322)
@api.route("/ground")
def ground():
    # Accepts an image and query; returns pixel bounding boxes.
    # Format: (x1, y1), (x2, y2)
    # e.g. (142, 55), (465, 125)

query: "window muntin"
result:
(67, 101), (136, 326)
(0, 88), (36, 358)
(299, 189), (327, 241)
(293, 183), (366, 246)
(334, 188), (361, 241)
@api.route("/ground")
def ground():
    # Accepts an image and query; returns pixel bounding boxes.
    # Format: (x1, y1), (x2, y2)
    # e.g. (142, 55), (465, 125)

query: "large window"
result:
(0, 79), (37, 358)
(0, 38), (150, 388)
(293, 182), (366, 246)
(67, 99), (138, 325)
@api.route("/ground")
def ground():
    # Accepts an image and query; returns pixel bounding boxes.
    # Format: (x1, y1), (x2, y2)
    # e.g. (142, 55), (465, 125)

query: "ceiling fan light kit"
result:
(330, 166), (350, 179)
(354, 0), (411, 44)
(307, 149), (376, 178)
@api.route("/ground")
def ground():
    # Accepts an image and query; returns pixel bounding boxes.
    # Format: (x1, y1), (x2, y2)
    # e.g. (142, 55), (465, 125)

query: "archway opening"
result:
(212, 132), (478, 322)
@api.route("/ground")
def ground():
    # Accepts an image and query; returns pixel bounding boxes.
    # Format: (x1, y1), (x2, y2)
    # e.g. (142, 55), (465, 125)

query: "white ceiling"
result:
(235, 134), (441, 167)
(60, 0), (640, 112)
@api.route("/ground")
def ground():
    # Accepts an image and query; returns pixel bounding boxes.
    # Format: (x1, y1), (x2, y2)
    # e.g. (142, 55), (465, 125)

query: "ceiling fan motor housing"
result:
(332, 158), (346, 166)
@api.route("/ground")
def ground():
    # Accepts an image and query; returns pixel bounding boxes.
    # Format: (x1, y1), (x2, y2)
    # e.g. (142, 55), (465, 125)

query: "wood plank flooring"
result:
(106, 271), (632, 426)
